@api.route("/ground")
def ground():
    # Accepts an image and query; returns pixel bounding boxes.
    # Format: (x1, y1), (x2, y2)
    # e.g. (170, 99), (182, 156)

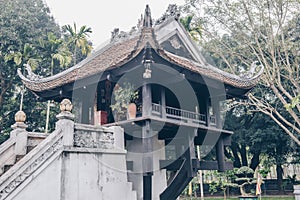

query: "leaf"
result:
(14, 52), (22, 65)
(27, 58), (39, 70)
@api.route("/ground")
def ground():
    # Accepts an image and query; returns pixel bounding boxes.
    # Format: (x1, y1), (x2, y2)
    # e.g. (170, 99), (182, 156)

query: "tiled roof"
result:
(160, 51), (262, 89)
(19, 24), (262, 93)
(18, 35), (141, 92)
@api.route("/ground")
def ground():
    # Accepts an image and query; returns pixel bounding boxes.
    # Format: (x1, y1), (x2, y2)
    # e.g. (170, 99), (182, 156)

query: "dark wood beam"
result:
(216, 138), (225, 172)
(143, 175), (152, 200)
(160, 159), (184, 171)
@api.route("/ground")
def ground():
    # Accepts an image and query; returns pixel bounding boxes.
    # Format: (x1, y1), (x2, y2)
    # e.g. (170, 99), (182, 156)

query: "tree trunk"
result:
(240, 144), (248, 166)
(249, 151), (260, 170)
(276, 163), (284, 194)
(231, 143), (242, 168)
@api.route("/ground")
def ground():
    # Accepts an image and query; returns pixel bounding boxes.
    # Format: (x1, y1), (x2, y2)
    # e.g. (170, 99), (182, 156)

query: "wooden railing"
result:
(151, 103), (208, 125)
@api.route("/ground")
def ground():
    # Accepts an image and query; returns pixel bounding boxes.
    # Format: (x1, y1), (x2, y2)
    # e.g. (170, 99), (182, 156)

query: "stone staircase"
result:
(0, 128), (47, 177)
(0, 99), (137, 200)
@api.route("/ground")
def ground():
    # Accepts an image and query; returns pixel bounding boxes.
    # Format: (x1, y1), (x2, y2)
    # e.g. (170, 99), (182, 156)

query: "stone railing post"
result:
(107, 126), (124, 150)
(10, 110), (28, 155)
(55, 99), (74, 147)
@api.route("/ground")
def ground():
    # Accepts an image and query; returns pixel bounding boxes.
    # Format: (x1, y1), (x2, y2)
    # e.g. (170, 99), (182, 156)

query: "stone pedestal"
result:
(10, 111), (28, 156)
(55, 99), (75, 147)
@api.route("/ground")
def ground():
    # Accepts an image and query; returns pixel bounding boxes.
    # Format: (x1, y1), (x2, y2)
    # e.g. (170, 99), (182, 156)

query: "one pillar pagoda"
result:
(18, 5), (263, 200)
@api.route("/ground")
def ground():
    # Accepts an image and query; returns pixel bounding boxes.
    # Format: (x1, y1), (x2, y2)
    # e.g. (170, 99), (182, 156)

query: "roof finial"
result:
(143, 5), (153, 27)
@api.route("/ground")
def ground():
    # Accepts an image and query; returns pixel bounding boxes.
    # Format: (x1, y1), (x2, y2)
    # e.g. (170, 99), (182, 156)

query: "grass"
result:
(180, 197), (295, 200)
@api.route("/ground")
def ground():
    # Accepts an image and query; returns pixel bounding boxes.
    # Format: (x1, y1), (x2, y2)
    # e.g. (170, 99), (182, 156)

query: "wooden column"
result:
(80, 86), (96, 124)
(205, 97), (210, 126)
(142, 83), (152, 117)
(216, 136), (225, 172)
(143, 174), (152, 200)
(213, 98), (225, 171)
(213, 99), (221, 129)
(81, 95), (90, 124)
(142, 83), (153, 200)
(160, 87), (166, 118)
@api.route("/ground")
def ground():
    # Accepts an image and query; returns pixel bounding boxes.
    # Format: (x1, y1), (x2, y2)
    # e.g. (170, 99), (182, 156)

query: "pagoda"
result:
(17, 5), (263, 200)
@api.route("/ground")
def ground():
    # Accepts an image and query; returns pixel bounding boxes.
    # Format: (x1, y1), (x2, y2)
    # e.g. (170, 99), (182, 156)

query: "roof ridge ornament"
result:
(155, 4), (181, 25)
(22, 64), (43, 81)
(143, 5), (153, 27)
(110, 26), (139, 43)
(239, 62), (264, 79)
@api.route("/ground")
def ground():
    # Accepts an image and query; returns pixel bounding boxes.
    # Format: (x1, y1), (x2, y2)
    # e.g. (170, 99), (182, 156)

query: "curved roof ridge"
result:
(160, 50), (263, 88)
(18, 34), (141, 84)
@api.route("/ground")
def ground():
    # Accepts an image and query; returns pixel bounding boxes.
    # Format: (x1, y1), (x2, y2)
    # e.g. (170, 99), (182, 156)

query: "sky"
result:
(44, 0), (185, 48)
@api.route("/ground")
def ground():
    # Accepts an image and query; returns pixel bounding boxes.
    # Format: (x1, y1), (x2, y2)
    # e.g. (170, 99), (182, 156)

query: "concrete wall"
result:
(7, 149), (136, 200)
(11, 155), (62, 200)
(126, 134), (167, 200)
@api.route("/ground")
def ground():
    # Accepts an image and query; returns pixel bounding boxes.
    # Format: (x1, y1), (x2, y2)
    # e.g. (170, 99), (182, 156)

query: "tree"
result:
(62, 23), (92, 65)
(4, 43), (39, 70)
(234, 166), (257, 197)
(182, 0), (300, 145)
(207, 169), (238, 199)
(224, 105), (299, 194)
(180, 15), (202, 42)
(0, 0), (61, 141)
(38, 32), (72, 75)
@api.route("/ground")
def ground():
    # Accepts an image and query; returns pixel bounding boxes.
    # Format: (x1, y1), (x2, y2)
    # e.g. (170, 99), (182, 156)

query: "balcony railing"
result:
(151, 103), (208, 126)
(108, 103), (217, 127)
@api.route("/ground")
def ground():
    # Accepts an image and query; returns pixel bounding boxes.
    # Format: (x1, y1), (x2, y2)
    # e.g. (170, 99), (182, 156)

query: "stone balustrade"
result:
(0, 99), (133, 200)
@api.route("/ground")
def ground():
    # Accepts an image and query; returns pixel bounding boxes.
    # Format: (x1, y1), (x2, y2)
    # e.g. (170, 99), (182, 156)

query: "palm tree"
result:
(62, 22), (93, 65)
(39, 32), (72, 75)
(38, 32), (72, 133)
(180, 15), (202, 43)
(4, 43), (39, 69)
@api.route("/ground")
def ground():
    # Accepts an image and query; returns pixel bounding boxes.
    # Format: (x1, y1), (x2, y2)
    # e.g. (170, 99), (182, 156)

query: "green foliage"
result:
(0, 0), (64, 143)
(182, 0), (300, 145)
(206, 169), (238, 199)
(258, 168), (271, 179)
(62, 23), (92, 65)
(207, 167), (258, 197)
(179, 15), (202, 42)
(285, 95), (300, 110)
(110, 82), (139, 115)
(38, 32), (72, 75)
(4, 43), (39, 69)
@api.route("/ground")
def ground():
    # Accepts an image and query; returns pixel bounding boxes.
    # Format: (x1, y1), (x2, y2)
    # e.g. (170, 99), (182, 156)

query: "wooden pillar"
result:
(213, 98), (225, 171)
(142, 83), (152, 117)
(216, 136), (225, 172)
(213, 99), (221, 129)
(205, 97), (210, 126)
(80, 86), (96, 124)
(160, 87), (166, 118)
(142, 83), (153, 199)
(81, 96), (90, 124)
(143, 175), (152, 200)
(142, 119), (153, 200)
